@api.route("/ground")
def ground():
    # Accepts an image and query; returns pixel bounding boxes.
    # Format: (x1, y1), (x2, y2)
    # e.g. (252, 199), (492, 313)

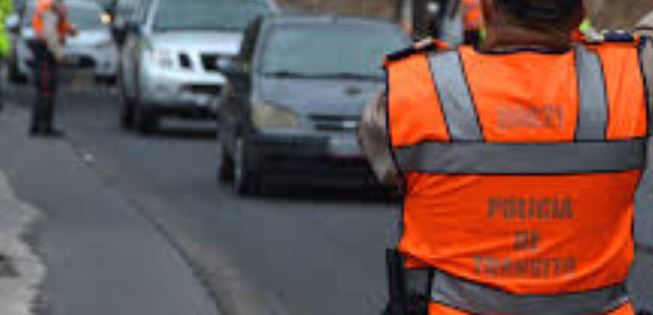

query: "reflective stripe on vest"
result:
(576, 45), (608, 140)
(429, 46), (608, 143)
(428, 50), (482, 141)
(395, 138), (646, 174)
(397, 45), (637, 175)
(33, 0), (70, 40)
(430, 270), (629, 315)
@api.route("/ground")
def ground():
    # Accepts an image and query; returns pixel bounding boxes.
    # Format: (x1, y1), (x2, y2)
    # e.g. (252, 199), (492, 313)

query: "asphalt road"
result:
(34, 82), (395, 315)
(8, 78), (653, 314)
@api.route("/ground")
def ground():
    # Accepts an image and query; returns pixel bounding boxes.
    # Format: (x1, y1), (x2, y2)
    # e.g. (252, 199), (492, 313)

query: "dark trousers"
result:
(29, 40), (58, 134)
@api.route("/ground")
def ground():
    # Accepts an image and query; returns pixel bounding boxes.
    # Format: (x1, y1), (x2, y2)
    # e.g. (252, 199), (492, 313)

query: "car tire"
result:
(218, 145), (234, 183)
(8, 60), (27, 84)
(119, 76), (135, 129)
(134, 105), (159, 135)
(233, 136), (261, 196)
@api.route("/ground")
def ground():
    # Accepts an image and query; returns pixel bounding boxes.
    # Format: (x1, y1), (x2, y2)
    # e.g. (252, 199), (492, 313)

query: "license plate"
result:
(328, 135), (362, 158)
(66, 55), (81, 65)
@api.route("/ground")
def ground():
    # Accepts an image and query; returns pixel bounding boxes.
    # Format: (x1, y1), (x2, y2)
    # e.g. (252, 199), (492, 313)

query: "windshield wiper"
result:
(154, 26), (243, 32)
(310, 72), (382, 80)
(262, 71), (316, 78)
(263, 71), (381, 80)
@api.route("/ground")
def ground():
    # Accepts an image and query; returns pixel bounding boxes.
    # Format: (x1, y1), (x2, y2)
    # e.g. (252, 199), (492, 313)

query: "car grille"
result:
(200, 54), (220, 72)
(184, 84), (222, 95)
(179, 53), (192, 69)
(310, 115), (359, 131)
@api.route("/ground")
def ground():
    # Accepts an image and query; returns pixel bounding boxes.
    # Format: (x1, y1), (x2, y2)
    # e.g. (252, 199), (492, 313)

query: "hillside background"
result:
(276, 0), (653, 29)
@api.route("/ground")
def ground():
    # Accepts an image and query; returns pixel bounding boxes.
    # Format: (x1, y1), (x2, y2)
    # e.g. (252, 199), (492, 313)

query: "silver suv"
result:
(118, 0), (278, 134)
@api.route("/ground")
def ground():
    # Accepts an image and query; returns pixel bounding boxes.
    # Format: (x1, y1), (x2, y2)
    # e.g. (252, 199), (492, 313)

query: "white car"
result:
(117, 0), (278, 134)
(13, 0), (118, 83)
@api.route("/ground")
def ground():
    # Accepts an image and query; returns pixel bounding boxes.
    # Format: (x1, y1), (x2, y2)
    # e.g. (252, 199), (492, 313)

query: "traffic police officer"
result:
(29, 0), (76, 137)
(359, 0), (653, 314)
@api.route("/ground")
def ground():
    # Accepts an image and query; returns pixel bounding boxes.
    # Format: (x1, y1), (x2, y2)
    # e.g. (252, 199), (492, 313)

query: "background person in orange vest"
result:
(361, 0), (653, 314)
(462, 0), (483, 45)
(29, 0), (76, 137)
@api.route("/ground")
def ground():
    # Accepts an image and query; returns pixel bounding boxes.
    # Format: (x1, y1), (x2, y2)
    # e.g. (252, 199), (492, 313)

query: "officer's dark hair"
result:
(494, 0), (584, 33)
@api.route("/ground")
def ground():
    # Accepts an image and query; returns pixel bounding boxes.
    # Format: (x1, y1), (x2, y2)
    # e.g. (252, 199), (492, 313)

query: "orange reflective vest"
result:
(463, 0), (483, 31)
(32, 0), (73, 40)
(386, 42), (648, 314)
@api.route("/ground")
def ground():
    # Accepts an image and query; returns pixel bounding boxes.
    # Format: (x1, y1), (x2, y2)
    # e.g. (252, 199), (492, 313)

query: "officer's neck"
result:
(484, 25), (573, 52)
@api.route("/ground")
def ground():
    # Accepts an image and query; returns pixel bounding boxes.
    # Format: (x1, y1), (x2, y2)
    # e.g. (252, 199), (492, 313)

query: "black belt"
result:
(430, 270), (629, 315)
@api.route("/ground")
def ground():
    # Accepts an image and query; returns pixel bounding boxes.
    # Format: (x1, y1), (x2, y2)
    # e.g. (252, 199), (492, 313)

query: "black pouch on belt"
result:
(383, 249), (431, 315)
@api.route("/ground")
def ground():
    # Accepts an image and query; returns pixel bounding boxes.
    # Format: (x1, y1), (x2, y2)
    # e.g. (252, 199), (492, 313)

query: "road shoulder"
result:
(0, 105), (219, 315)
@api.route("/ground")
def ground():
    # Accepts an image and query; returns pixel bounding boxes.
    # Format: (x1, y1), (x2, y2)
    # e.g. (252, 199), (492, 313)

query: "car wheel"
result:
(218, 144), (234, 183)
(8, 60), (27, 84)
(134, 105), (159, 135)
(233, 136), (261, 196)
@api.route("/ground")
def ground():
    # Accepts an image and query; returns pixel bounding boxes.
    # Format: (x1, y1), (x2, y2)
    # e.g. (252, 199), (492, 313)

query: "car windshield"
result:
(116, 0), (139, 15)
(260, 23), (407, 79)
(23, 1), (104, 29)
(68, 4), (104, 29)
(154, 0), (272, 31)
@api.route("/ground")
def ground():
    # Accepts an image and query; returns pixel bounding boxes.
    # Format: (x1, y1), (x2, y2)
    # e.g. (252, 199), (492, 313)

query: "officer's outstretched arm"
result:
(358, 89), (401, 186)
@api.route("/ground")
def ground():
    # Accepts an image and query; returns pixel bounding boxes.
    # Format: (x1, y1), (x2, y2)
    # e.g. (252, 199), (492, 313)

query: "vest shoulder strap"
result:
(427, 49), (482, 141)
(574, 44), (609, 140)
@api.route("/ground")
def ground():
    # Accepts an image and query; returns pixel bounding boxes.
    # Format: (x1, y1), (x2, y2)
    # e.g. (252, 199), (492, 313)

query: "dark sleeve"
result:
(358, 88), (400, 186)
(636, 35), (653, 135)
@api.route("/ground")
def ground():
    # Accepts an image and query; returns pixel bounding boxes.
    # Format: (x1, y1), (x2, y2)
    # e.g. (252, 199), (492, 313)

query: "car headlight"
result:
(150, 48), (174, 68)
(251, 101), (299, 131)
(101, 12), (112, 25)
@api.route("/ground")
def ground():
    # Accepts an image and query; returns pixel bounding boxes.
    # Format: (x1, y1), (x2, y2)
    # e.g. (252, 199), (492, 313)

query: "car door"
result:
(220, 18), (262, 157)
(120, 0), (150, 99)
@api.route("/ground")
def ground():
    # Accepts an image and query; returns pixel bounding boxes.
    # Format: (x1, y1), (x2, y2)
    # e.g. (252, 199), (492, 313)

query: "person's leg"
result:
(42, 51), (61, 136)
(30, 42), (47, 135)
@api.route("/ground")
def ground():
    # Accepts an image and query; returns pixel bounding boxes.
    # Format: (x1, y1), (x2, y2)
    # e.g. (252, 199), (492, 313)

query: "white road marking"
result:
(0, 172), (45, 315)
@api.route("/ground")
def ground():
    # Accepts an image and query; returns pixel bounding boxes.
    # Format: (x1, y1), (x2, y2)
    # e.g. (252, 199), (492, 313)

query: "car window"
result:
(116, 0), (140, 16)
(239, 18), (264, 62)
(131, 0), (149, 23)
(154, 0), (272, 31)
(67, 4), (105, 29)
(259, 23), (408, 79)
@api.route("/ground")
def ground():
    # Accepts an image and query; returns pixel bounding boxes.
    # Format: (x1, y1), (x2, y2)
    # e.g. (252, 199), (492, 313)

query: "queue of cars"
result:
(5, 0), (409, 195)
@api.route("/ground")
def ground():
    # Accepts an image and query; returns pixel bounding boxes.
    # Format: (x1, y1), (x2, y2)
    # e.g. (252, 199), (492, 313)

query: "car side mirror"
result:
(111, 16), (129, 45)
(5, 14), (20, 33)
(217, 58), (246, 78)
(121, 19), (142, 34)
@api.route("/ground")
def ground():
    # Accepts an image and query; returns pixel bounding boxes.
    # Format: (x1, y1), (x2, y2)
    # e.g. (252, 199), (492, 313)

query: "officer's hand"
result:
(54, 52), (66, 64)
(68, 25), (79, 37)
(413, 37), (434, 50)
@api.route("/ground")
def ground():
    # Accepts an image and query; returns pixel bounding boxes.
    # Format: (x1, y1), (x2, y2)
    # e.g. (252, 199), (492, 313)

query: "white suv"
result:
(117, 0), (278, 134)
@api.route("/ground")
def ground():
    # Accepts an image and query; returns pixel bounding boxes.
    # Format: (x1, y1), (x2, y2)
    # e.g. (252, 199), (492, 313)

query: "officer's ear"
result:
(481, 0), (497, 27)
(569, 4), (585, 31)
